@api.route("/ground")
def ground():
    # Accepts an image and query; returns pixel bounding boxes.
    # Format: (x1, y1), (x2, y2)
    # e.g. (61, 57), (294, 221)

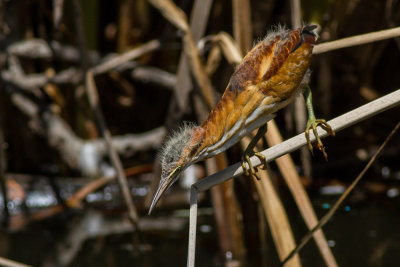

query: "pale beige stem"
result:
(314, 26), (400, 54)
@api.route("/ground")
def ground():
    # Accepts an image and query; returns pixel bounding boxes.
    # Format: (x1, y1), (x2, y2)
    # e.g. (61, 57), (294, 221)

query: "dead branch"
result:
(2, 68), (81, 90)
(131, 66), (176, 89)
(10, 92), (165, 176)
(7, 39), (99, 63)
(90, 40), (160, 75)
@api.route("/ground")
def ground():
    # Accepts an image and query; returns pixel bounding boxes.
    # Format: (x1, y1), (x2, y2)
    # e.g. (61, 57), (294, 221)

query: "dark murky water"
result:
(2, 175), (400, 267)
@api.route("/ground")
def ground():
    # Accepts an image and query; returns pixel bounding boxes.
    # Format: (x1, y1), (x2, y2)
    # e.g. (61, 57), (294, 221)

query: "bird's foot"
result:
(305, 118), (335, 160)
(241, 152), (267, 180)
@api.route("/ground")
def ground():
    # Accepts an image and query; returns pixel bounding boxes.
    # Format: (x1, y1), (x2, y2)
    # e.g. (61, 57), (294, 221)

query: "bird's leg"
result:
(303, 85), (335, 160)
(241, 124), (268, 180)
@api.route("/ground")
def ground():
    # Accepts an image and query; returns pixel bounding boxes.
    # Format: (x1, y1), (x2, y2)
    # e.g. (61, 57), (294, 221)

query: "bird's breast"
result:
(195, 90), (279, 161)
(261, 44), (312, 98)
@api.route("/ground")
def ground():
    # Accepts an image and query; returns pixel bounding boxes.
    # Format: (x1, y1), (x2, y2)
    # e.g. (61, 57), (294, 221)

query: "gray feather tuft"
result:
(160, 122), (196, 178)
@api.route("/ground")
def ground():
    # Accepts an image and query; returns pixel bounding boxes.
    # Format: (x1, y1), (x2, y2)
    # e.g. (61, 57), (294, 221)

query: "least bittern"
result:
(149, 25), (334, 214)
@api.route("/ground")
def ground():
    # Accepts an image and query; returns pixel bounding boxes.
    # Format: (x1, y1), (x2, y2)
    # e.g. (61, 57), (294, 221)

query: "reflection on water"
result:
(2, 175), (400, 266)
(0, 176), (150, 219)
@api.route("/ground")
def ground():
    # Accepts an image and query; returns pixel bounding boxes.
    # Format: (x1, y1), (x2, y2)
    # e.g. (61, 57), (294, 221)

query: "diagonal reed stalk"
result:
(233, 0), (319, 265)
(146, 1), (400, 265)
(242, 135), (301, 267)
(281, 121), (400, 265)
(149, 0), (247, 263)
(211, 21), (336, 265)
(193, 89), (400, 192)
(266, 120), (337, 267)
(313, 26), (400, 54)
(189, 88), (400, 266)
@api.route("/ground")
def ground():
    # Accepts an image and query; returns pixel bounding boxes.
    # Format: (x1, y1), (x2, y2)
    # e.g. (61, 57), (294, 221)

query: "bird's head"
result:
(301, 24), (319, 43)
(149, 123), (205, 214)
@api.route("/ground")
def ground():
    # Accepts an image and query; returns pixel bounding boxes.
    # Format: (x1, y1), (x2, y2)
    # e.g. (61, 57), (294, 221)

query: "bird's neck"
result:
(181, 126), (206, 164)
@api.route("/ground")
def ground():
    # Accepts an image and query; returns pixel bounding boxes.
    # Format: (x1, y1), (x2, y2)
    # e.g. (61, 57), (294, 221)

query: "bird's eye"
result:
(171, 165), (181, 176)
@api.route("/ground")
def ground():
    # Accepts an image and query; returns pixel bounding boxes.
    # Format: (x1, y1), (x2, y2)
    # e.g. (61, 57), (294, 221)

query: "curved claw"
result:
(242, 154), (260, 180)
(241, 152), (267, 180)
(254, 152), (268, 170)
(305, 119), (335, 160)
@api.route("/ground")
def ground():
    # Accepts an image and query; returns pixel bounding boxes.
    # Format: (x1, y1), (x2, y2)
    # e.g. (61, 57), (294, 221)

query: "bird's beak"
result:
(148, 165), (182, 215)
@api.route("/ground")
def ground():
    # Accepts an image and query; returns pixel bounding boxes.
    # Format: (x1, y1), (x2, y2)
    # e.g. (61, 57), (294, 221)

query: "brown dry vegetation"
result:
(0, 0), (400, 266)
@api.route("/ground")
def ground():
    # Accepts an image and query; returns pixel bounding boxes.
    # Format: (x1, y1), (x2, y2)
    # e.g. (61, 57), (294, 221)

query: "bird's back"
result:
(193, 25), (317, 161)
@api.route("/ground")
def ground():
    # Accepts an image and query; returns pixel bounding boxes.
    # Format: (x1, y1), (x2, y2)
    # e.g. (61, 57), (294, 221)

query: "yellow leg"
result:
(303, 85), (335, 160)
(241, 124), (268, 180)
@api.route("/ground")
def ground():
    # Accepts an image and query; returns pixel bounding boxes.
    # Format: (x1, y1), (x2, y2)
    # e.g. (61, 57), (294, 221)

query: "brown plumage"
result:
(149, 25), (319, 214)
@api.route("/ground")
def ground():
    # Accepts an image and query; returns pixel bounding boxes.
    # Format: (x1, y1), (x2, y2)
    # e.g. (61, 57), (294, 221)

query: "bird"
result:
(148, 24), (334, 214)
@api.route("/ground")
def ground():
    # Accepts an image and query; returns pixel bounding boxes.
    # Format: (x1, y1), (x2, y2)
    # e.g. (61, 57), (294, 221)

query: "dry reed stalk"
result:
(232, 0), (252, 52)
(188, 187), (198, 266)
(290, 0), (312, 191)
(91, 39), (160, 75)
(207, 24), (400, 266)
(72, 0), (140, 228)
(189, 88), (400, 266)
(290, 0), (301, 28)
(149, 0), (247, 263)
(163, 0), (213, 110)
(207, 155), (246, 264)
(145, 0), (213, 206)
(85, 71), (139, 225)
(117, 0), (135, 52)
(266, 120), (338, 267)
(211, 32), (243, 64)
(282, 122), (400, 264)
(192, 88), (400, 192)
(204, 32), (242, 75)
(216, 154), (246, 263)
(217, 27), (336, 265)
(232, 3), (304, 265)
(208, 167), (233, 253)
(151, 5), (400, 266)
(241, 136), (301, 267)
(148, 0), (215, 110)
(313, 26), (400, 54)
(205, 45), (222, 75)
(191, 0), (247, 262)
(229, 4), (260, 262)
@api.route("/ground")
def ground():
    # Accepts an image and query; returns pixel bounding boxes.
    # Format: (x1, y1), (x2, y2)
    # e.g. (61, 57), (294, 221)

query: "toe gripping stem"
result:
(303, 85), (335, 160)
(242, 124), (268, 180)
